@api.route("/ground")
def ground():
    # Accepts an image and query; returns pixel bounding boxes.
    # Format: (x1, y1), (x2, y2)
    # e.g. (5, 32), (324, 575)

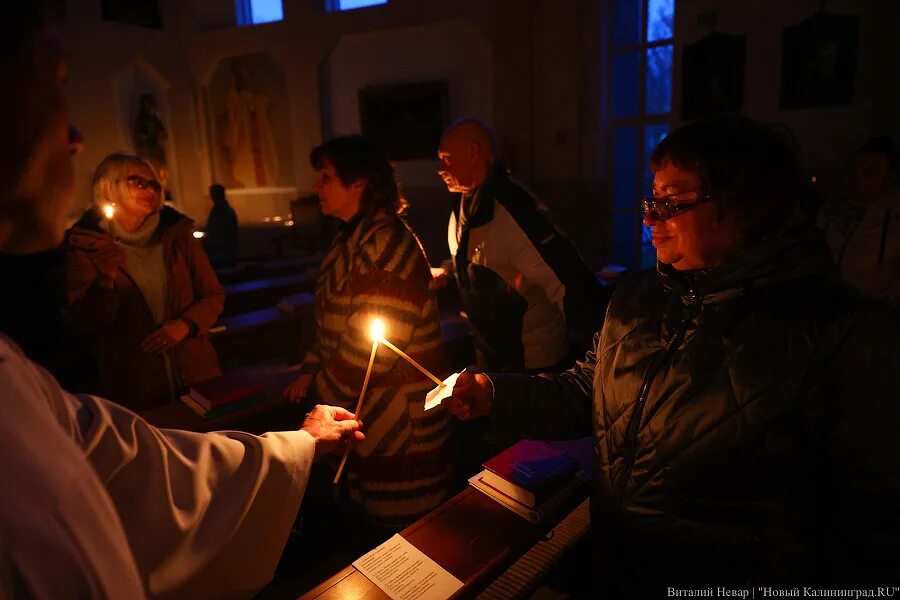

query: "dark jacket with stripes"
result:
(448, 162), (607, 371)
(487, 223), (900, 592)
(302, 210), (453, 527)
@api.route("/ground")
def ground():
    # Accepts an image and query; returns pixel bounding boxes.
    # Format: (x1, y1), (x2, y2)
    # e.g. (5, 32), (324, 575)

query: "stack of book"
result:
(469, 438), (592, 523)
(180, 371), (268, 419)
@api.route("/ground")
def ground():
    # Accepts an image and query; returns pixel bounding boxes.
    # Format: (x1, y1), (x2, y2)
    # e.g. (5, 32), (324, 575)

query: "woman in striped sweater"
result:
(284, 135), (453, 529)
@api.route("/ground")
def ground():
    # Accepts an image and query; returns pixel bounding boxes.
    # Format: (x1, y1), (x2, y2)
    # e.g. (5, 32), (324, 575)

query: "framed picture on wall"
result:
(681, 32), (745, 119)
(359, 81), (449, 161)
(780, 11), (859, 109)
(205, 52), (295, 189)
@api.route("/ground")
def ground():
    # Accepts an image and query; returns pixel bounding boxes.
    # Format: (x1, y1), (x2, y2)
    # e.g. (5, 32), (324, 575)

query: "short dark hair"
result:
(310, 135), (407, 217)
(857, 136), (898, 171)
(650, 116), (802, 239)
(209, 183), (226, 204)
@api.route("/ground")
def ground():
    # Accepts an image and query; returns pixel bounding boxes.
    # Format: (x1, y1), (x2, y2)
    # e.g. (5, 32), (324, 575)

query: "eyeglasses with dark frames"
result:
(126, 175), (162, 194)
(641, 192), (712, 221)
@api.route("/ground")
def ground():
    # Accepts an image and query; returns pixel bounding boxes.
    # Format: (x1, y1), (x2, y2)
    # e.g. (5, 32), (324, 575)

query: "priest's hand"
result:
(301, 405), (365, 458)
(442, 371), (492, 420)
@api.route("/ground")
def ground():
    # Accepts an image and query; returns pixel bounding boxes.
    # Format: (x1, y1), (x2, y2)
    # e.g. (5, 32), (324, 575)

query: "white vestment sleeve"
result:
(24, 342), (316, 599)
(75, 397), (314, 599)
(0, 337), (146, 599)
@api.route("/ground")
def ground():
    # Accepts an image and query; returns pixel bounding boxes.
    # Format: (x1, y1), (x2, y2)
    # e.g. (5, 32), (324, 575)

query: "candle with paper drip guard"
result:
(332, 318), (446, 485)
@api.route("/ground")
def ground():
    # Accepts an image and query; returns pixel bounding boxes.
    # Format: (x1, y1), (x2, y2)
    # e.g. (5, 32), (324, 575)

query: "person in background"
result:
(0, 3), (365, 598)
(444, 117), (900, 594)
(283, 135), (453, 531)
(64, 153), (224, 410)
(435, 118), (606, 373)
(817, 136), (900, 306)
(204, 182), (239, 267)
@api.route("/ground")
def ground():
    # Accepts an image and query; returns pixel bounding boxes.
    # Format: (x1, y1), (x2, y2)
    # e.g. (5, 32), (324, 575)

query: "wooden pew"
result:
(215, 254), (322, 286)
(298, 440), (592, 599)
(210, 293), (316, 371)
(139, 364), (305, 434)
(222, 273), (315, 317)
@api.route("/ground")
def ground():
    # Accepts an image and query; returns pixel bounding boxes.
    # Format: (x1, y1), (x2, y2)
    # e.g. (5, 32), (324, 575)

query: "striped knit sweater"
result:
(301, 210), (453, 528)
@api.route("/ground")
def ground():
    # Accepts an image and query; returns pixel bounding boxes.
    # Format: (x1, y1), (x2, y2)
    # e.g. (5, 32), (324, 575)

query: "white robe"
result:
(0, 335), (315, 599)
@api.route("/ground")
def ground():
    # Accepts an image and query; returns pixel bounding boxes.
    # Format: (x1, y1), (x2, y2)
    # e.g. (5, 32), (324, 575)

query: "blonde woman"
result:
(65, 153), (224, 410)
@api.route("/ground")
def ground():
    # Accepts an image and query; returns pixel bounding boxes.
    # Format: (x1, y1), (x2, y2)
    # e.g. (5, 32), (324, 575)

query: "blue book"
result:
(482, 439), (581, 508)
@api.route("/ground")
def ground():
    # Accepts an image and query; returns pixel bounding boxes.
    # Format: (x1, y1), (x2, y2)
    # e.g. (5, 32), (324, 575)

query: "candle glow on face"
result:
(370, 318), (385, 342)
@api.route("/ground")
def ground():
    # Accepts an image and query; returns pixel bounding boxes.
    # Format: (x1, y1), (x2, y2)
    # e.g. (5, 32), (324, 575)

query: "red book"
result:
(189, 372), (265, 410)
(482, 439), (580, 508)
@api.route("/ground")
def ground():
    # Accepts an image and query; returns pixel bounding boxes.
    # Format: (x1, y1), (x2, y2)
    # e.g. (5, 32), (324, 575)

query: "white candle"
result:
(333, 319), (384, 485)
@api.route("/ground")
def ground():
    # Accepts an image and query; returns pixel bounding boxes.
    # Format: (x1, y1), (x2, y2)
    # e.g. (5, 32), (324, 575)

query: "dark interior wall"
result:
(63, 0), (201, 221)
(60, 0), (900, 267)
(60, 0), (610, 266)
(674, 0), (900, 195)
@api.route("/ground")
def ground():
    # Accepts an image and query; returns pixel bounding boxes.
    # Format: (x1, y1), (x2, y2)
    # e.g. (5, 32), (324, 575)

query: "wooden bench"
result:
(222, 273), (315, 317)
(215, 254), (322, 286)
(297, 439), (592, 600)
(211, 293), (316, 370)
(139, 364), (305, 434)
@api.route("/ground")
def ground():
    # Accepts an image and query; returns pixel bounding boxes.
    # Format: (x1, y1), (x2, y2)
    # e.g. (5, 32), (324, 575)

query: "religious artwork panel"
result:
(112, 57), (177, 201)
(206, 53), (295, 189)
(780, 11), (859, 109)
(681, 32), (745, 119)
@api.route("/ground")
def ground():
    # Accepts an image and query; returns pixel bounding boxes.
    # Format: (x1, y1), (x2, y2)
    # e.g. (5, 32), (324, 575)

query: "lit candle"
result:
(333, 318), (384, 485)
(192, 230), (206, 239)
(103, 204), (115, 220)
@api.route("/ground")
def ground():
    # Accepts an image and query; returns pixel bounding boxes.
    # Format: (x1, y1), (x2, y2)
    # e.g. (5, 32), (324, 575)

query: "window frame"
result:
(323, 0), (389, 12)
(606, 0), (674, 269)
(235, 0), (284, 27)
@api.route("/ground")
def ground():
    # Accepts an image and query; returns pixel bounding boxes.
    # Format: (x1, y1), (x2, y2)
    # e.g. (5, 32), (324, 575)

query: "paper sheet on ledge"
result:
(353, 534), (463, 600)
(424, 372), (460, 411)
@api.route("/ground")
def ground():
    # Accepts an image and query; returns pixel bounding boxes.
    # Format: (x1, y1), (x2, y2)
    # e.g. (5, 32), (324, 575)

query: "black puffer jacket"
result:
(489, 223), (900, 591)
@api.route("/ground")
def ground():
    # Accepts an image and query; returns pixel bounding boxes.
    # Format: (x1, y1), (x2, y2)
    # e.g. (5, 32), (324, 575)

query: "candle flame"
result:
(103, 204), (115, 219)
(193, 230), (206, 239)
(370, 319), (385, 342)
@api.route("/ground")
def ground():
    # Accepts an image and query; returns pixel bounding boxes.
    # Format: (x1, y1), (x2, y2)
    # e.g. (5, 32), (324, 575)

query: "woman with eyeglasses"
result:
(64, 153), (225, 410)
(443, 116), (900, 592)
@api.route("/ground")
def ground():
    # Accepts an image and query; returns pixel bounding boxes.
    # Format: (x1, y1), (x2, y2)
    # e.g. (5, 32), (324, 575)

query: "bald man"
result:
(436, 119), (606, 372)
